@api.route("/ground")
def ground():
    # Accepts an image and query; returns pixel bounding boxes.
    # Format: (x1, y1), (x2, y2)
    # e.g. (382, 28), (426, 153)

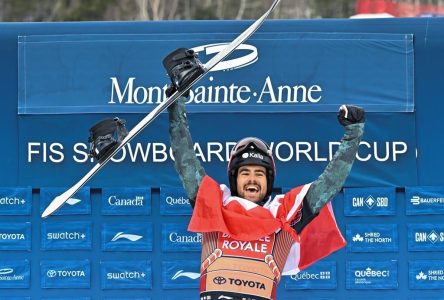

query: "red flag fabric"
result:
(188, 175), (346, 274)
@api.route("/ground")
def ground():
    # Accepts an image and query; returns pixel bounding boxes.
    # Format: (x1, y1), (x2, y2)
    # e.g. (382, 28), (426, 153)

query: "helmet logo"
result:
(242, 152), (264, 160)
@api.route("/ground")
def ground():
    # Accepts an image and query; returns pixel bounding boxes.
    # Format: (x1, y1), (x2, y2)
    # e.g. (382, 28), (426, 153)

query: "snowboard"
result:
(42, 0), (281, 218)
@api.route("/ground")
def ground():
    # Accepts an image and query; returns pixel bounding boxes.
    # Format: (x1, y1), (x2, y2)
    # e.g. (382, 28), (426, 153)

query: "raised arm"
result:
(168, 96), (206, 205)
(305, 105), (365, 214)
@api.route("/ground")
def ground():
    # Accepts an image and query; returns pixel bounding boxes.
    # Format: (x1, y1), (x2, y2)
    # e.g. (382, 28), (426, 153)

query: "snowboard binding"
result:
(88, 117), (128, 162)
(162, 48), (205, 96)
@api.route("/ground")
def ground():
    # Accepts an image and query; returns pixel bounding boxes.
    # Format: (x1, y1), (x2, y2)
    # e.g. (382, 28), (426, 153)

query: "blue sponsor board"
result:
(101, 187), (151, 215)
(100, 260), (151, 289)
(346, 260), (398, 289)
(104, 298), (150, 300)
(281, 298), (335, 300)
(42, 298), (91, 300)
(159, 187), (193, 216)
(408, 224), (444, 251)
(406, 186), (444, 215)
(0, 222), (31, 251)
(102, 223), (153, 251)
(0, 298), (30, 300)
(0, 260), (30, 288)
(41, 221), (92, 250)
(343, 187), (396, 216)
(18, 33), (413, 114)
(284, 261), (337, 290)
(410, 298), (444, 300)
(346, 224), (398, 252)
(0, 187), (31, 215)
(162, 223), (201, 252)
(40, 187), (90, 215)
(162, 260), (200, 289)
(409, 260), (444, 289)
(40, 260), (90, 288)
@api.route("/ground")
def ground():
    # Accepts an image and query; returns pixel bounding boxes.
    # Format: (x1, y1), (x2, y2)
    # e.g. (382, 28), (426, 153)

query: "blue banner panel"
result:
(0, 187), (31, 215)
(42, 298), (91, 300)
(0, 260), (30, 288)
(346, 260), (398, 289)
(0, 222), (31, 251)
(346, 224), (398, 252)
(409, 261), (444, 289)
(40, 260), (90, 288)
(39, 187), (90, 215)
(161, 223), (201, 252)
(410, 298), (444, 300)
(159, 187), (193, 215)
(408, 224), (444, 251)
(161, 260), (200, 289)
(18, 32), (413, 114)
(101, 223), (153, 251)
(100, 260), (151, 289)
(406, 186), (444, 215)
(41, 221), (92, 250)
(18, 113), (418, 189)
(101, 187), (151, 215)
(343, 187), (396, 216)
(104, 298), (150, 300)
(284, 261), (337, 290)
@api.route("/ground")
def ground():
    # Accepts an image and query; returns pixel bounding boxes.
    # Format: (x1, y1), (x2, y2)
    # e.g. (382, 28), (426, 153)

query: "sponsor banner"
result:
(346, 260), (398, 289)
(0, 298), (31, 300)
(0, 187), (31, 215)
(409, 298), (444, 300)
(18, 111), (418, 189)
(161, 223), (201, 252)
(409, 260), (444, 289)
(408, 224), (444, 251)
(343, 187), (396, 216)
(18, 32), (413, 114)
(100, 260), (151, 289)
(284, 261), (337, 289)
(104, 298), (150, 300)
(162, 260), (200, 289)
(42, 298), (91, 300)
(41, 221), (92, 250)
(40, 260), (90, 288)
(346, 224), (398, 252)
(101, 187), (151, 215)
(406, 186), (444, 215)
(102, 222), (153, 251)
(40, 187), (90, 215)
(159, 187), (193, 216)
(0, 222), (31, 251)
(281, 299), (335, 300)
(0, 260), (30, 288)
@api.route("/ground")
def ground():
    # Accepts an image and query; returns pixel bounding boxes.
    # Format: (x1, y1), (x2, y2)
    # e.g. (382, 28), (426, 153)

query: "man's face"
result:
(236, 165), (267, 202)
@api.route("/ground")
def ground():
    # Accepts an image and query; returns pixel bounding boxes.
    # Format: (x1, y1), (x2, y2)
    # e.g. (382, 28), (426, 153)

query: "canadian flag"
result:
(189, 176), (346, 275)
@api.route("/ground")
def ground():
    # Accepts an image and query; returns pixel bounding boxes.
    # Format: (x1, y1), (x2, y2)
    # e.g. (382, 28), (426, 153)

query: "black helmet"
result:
(227, 137), (276, 201)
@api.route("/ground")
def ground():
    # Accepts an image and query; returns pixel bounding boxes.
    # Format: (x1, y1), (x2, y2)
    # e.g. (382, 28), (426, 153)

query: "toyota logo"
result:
(213, 276), (227, 285)
(47, 270), (57, 278)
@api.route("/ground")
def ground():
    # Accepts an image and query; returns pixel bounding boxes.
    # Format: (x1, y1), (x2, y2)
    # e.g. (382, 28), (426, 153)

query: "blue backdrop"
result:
(0, 17), (443, 299)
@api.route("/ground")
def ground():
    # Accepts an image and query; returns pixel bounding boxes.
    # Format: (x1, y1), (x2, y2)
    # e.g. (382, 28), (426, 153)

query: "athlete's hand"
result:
(165, 84), (190, 98)
(337, 105), (365, 126)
